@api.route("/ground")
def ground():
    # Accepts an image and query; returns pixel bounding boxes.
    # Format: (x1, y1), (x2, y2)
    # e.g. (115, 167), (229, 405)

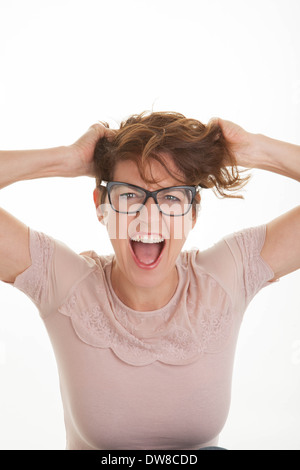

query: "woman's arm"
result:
(0, 123), (113, 190)
(249, 133), (300, 182)
(217, 118), (300, 281)
(0, 123), (113, 283)
(0, 146), (74, 190)
(214, 117), (300, 181)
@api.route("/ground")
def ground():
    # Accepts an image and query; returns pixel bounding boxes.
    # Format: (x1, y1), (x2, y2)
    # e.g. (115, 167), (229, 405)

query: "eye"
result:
(120, 192), (137, 199)
(164, 194), (180, 202)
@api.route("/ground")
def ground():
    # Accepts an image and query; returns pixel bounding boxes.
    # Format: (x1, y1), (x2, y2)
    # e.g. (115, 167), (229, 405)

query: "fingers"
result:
(208, 116), (220, 126)
(105, 128), (117, 141)
(88, 122), (116, 142)
(88, 122), (107, 138)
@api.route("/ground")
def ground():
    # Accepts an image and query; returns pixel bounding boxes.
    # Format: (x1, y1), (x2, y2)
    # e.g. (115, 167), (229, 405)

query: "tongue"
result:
(131, 241), (162, 265)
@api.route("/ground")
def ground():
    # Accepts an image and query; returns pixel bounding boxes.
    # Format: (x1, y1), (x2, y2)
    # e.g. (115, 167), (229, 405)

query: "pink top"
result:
(13, 224), (276, 450)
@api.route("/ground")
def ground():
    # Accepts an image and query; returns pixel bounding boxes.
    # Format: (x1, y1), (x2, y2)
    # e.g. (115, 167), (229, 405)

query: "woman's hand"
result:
(71, 123), (116, 177)
(214, 117), (300, 180)
(211, 117), (257, 169)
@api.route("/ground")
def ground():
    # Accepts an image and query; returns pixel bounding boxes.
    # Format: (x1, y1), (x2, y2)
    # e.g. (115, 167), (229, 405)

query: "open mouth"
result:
(129, 233), (166, 269)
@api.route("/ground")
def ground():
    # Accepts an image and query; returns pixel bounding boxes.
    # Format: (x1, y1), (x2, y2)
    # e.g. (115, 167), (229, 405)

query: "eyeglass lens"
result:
(109, 183), (193, 216)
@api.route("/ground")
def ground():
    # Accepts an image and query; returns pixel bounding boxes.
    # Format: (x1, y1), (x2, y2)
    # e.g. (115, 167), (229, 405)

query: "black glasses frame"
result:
(105, 181), (198, 217)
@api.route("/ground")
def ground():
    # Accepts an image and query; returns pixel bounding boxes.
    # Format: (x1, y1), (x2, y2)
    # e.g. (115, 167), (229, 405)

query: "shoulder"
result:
(180, 224), (275, 308)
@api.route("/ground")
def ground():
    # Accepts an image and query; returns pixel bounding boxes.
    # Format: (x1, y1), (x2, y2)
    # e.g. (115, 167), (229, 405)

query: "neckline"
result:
(104, 255), (184, 316)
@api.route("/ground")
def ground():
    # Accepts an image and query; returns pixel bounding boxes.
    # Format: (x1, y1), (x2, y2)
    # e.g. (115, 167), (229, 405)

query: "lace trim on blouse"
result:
(233, 225), (277, 304)
(14, 230), (54, 305)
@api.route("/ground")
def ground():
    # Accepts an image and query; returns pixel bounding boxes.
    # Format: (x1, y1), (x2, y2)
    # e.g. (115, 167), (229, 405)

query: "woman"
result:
(0, 112), (299, 450)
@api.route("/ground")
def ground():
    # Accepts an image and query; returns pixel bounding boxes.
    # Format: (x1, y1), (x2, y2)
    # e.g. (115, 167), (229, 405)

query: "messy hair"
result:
(93, 111), (250, 201)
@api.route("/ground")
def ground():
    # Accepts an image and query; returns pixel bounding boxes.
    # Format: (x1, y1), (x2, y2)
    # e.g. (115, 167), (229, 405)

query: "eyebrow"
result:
(109, 181), (194, 191)
(106, 180), (192, 190)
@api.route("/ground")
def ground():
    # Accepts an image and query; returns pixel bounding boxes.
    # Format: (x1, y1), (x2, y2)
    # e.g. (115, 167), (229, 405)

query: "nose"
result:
(141, 194), (161, 215)
(135, 195), (161, 232)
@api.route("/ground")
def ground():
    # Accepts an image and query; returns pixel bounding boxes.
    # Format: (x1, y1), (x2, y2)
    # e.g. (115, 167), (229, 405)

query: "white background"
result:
(0, 0), (299, 450)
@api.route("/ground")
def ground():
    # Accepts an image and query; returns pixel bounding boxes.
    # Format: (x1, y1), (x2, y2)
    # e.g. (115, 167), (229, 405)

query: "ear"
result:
(93, 187), (106, 225)
(191, 192), (201, 228)
(93, 188), (101, 208)
(192, 215), (197, 229)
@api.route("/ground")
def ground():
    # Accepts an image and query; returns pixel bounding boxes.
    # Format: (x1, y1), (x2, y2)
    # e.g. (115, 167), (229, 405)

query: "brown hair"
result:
(93, 111), (250, 203)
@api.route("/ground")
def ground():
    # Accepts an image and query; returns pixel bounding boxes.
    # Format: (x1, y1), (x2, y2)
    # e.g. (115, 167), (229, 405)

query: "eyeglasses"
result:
(103, 182), (198, 217)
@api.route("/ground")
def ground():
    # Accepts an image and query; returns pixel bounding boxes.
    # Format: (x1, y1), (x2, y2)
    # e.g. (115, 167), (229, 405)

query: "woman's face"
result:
(94, 155), (197, 290)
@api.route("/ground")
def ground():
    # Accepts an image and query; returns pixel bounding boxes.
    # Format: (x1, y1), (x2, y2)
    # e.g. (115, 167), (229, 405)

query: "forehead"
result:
(113, 154), (185, 189)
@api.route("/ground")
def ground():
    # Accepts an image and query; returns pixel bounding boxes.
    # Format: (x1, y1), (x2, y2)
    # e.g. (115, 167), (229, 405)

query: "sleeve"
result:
(13, 228), (96, 317)
(224, 224), (277, 308)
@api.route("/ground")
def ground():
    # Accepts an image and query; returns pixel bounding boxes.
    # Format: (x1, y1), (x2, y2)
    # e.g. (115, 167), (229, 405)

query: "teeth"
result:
(130, 234), (165, 243)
